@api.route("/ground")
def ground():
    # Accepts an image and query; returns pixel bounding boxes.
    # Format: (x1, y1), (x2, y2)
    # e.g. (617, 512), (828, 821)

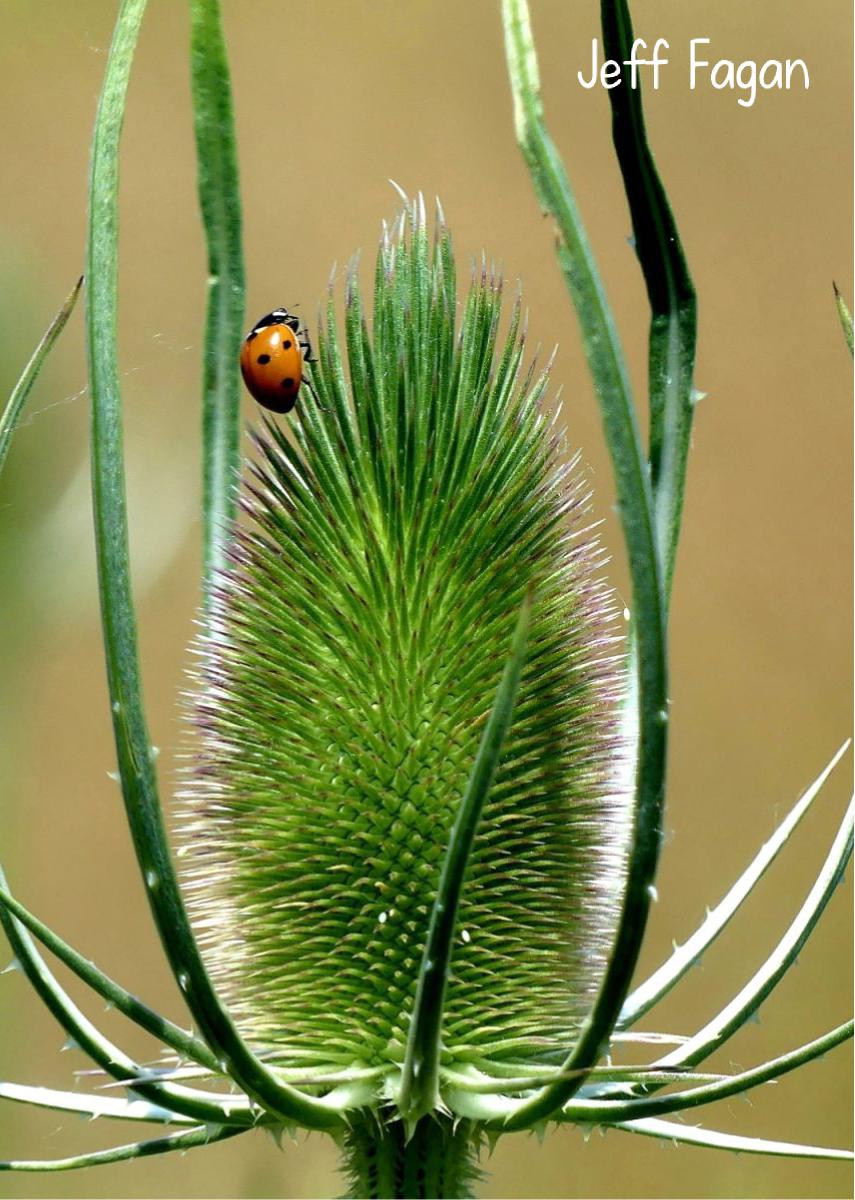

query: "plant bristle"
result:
(176, 202), (628, 1081)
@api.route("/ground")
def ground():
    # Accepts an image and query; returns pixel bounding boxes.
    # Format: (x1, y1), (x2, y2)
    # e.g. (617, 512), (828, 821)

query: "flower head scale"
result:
(176, 202), (630, 1101)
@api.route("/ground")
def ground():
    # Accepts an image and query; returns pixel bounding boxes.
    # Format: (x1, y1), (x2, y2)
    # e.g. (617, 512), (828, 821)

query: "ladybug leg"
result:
(299, 331), (318, 364)
(301, 375), (327, 411)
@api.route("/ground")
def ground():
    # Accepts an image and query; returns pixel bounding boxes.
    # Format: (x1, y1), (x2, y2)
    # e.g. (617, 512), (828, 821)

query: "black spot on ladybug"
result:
(282, 378), (295, 389)
(283, 340), (293, 349)
(257, 354), (271, 365)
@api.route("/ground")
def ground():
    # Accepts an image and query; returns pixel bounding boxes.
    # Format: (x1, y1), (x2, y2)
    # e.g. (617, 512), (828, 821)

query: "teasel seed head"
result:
(176, 200), (630, 1099)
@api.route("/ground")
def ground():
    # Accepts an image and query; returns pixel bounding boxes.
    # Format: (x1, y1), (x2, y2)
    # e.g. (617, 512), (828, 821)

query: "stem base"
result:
(341, 1116), (481, 1199)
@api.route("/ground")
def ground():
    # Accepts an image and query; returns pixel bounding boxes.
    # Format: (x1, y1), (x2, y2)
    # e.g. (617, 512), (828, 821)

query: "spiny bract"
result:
(176, 202), (628, 1094)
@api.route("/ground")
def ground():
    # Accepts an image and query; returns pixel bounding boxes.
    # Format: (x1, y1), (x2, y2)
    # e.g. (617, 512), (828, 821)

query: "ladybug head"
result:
(251, 307), (301, 335)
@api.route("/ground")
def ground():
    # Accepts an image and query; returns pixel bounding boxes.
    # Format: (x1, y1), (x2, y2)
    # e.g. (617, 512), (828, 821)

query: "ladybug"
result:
(239, 308), (315, 413)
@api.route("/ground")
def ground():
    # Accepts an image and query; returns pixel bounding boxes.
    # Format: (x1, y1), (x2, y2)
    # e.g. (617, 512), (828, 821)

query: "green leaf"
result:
(619, 741), (850, 1027)
(833, 282), (853, 356)
(0, 880), (219, 1072)
(85, 0), (342, 1132)
(615, 1117), (853, 1161)
(0, 865), (252, 1128)
(655, 795), (853, 1070)
(0, 1125), (245, 1174)
(560, 1021), (853, 1123)
(0, 1080), (195, 1126)
(501, 0), (668, 1125)
(601, 0), (697, 598)
(399, 593), (531, 1124)
(0, 277), (82, 480)
(441, 1064), (724, 1095)
(190, 0), (246, 596)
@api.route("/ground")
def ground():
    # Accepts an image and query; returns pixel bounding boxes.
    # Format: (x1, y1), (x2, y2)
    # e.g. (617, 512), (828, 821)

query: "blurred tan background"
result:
(0, 1), (851, 1197)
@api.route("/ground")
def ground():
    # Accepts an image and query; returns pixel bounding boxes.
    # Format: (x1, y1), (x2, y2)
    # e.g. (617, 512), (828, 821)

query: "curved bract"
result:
(176, 204), (629, 1091)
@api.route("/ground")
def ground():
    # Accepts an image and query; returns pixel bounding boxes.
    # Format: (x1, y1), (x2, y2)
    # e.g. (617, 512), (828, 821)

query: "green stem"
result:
(342, 1117), (481, 1200)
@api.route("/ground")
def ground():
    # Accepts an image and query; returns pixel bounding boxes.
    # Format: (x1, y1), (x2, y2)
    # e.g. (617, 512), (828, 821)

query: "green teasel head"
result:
(176, 199), (630, 1106)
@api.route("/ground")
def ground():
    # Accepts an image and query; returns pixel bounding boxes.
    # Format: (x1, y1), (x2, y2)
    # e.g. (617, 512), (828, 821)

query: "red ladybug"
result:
(239, 308), (315, 413)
